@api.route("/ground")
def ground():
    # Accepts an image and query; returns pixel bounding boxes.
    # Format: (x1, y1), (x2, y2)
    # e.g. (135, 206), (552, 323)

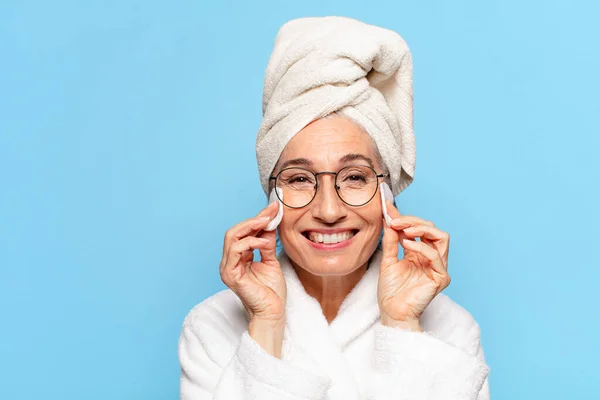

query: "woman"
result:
(179, 16), (490, 400)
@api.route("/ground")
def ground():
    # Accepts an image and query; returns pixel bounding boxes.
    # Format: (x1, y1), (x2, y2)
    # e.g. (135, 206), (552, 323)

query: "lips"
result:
(302, 230), (358, 244)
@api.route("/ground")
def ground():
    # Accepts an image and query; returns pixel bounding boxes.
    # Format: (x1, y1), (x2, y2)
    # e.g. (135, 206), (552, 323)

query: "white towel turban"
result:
(255, 16), (416, 197)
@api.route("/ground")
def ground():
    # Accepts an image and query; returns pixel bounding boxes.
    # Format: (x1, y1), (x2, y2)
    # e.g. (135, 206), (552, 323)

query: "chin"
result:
(284, 235), (374, 277)
(301, 254), (361, 276)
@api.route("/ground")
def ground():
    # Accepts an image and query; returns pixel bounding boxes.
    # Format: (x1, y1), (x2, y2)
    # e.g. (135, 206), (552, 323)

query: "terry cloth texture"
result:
(179, 249), (491, 399)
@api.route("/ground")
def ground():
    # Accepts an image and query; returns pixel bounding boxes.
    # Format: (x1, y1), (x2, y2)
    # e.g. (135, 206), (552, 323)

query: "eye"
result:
(289, 176), (309, 184)
(280, 171), (316, 186)
(346, 174), (367, 182)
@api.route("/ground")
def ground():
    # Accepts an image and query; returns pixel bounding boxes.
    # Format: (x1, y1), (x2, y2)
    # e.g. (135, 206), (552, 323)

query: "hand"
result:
(377, 200), (451, 330)
(220, 201), (287, 322)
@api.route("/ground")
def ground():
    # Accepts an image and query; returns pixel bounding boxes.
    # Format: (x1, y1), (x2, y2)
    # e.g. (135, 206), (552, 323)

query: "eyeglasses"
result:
(269, 165), (389, 208)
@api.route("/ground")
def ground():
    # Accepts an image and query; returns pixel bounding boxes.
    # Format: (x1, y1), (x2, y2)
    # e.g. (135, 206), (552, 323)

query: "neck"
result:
(290, 259), (369, 324)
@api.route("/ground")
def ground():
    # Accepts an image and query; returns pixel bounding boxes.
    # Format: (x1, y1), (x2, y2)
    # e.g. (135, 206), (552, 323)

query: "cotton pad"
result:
(380, 182), (394, 227)
(264, 187), (284, 231)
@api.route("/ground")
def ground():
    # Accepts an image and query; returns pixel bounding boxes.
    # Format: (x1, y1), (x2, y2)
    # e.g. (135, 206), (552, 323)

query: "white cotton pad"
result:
(264, 187), (284, 231)
(380, 182), (394, 227)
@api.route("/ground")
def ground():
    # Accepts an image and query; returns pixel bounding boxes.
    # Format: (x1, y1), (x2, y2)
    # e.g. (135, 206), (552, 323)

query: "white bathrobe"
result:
(178, 249), (490, 399)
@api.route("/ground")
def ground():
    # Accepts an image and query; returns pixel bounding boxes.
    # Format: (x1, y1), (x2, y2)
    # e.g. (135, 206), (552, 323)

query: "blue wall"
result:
(1, 1), (598, 398)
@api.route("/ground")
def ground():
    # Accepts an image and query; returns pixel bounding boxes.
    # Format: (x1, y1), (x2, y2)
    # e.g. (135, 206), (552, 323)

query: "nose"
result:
(310, 174), (348, 224)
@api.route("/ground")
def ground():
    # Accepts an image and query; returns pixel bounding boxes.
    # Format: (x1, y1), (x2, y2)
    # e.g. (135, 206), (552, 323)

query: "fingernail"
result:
(258, 216), (271, 221)
(391, 218), (405, 225)
(258, 238), (270, 243)
(402, 239), (415, 246)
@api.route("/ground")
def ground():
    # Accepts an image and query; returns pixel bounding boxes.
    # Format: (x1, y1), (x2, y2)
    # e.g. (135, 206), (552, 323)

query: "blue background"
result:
(1, 0), (598, 398)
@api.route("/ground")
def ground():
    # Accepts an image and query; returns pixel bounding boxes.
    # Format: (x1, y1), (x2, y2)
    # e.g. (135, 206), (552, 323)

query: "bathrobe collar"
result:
(278, 249), (383, 398)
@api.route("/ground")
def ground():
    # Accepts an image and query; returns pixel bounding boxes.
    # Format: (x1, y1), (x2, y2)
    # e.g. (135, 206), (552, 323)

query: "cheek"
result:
(356, 208), (384, 247)
(360, 202), (384, 230)
(277, 209), (302, 243)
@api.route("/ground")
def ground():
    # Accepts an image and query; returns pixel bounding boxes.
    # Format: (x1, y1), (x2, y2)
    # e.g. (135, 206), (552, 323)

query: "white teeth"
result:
(307, 231), (355, 244)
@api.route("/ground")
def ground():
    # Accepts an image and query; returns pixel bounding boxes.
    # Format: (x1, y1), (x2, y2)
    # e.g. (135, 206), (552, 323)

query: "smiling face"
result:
(274, 115), (386, 276)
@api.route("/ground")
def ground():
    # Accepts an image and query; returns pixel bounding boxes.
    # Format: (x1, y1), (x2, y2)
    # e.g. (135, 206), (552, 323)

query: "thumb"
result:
(381, 222), (399, 267)
(381, 200), (401, 267)
(385, 199), (402, 220)
(257, 229), (278, 263)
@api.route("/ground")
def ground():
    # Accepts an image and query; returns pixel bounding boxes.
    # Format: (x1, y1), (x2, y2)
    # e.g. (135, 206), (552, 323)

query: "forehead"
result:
(279, 117), (377, 166)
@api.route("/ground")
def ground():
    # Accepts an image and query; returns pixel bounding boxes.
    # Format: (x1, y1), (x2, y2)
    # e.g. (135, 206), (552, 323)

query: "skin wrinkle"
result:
(324, 111), (390, 185)
(271, 114), (389, 323)
(269, 113), (391, 191)
(278, 154), (376, 171)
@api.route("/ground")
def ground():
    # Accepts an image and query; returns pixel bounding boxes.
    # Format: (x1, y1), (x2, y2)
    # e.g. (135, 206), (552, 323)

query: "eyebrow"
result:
(278, 153), (375, 171)
(339, 153), (375, 169)
(279, 158), (313, 170)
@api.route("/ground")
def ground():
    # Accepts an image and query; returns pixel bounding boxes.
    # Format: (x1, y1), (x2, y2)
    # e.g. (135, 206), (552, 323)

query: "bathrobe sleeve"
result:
(369, 320), (490, 400)
(178, 304), (332, 400)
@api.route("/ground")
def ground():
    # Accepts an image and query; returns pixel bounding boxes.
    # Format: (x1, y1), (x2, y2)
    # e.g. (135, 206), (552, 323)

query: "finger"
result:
(256, 200), (280, 219)
(231, 214), (274, 240)
(400, 239), (447, 276)
(235, 251), (254, 278)
(402, 225), (446, 240)
(224, 204), (279, 245)
(221, 202), (280, 272)
(385, 199), (402, 220)
(257, 229), (278, 263)
(402, 225), (450, 266)
(241, 249), (254, 265)
(236, 201), (280, 239)
(381, 201), (412, 265)
(222, 217), (269, 266)
(390, 218), (435, 230)
(382, 217), (402, 266)
(226, 236), (272, 274)
(386, 202), (435, 229)
(230, 236), (271, 256)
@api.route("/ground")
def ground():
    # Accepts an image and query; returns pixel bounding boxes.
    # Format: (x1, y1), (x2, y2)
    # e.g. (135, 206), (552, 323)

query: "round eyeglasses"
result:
(269, 165), (389, 208)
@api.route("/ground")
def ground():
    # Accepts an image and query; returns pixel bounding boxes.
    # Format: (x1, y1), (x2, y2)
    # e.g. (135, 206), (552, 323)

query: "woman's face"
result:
(275, 116), (385, 276)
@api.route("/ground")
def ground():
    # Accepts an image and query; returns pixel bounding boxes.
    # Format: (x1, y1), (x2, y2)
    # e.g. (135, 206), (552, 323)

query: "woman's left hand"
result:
(377, 201), (451, 332)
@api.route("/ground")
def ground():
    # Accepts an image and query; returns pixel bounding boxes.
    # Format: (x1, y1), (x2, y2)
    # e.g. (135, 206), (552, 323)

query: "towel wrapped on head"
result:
(256, 16), (416, 197)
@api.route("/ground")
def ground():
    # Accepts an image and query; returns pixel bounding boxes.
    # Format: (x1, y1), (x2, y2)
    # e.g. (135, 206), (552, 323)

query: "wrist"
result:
(249, 316), (286, 330)
(380, 314), (423, 332)
(248, 316), (286, 359)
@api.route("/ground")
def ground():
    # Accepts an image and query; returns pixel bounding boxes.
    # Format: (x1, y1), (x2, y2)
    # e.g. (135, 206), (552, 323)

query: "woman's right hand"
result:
(220, 201), (286, 322)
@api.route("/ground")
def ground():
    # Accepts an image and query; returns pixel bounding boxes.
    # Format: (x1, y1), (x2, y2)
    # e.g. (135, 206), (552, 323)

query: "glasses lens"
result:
(276, 168), (317, 208)
(336, 165), (378, 206)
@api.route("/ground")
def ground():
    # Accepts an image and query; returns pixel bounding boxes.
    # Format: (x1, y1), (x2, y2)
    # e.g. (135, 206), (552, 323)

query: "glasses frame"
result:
(269, 165), (389, 209)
